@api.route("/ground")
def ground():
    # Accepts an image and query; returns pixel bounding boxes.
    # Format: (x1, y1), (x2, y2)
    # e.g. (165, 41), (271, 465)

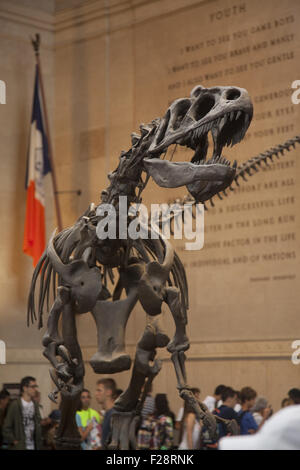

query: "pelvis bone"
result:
(138, 237), (174, 315)
(47, 231), (102, 313)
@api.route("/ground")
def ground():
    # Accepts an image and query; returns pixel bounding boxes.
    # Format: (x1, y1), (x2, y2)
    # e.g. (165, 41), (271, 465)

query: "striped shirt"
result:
(141, 395), (155, 418)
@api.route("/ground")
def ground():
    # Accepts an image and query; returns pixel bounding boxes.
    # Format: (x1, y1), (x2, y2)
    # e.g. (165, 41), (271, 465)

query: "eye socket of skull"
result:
(170, 99), (191, 131)
(224, 88), (241, 101)
(190, 93), (215, 121)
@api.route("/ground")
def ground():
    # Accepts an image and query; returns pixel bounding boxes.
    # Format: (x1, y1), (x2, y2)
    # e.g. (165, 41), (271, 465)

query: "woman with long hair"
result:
(152, 394), (174, 450)
(178, 392), (202, 449)
(137, 393), (174, 450)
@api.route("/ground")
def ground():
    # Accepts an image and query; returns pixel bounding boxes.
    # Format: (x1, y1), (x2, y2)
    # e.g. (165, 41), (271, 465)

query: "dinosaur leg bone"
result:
(108, 322), (167, 450)
(53, 302), (84, 450)
(165, 286), (189, 355)
(171, 350), (188, 390)
(113, 321), (167, 413)
(42, 285), (70, 347)
(146, 314), (170, 348)
(164, 286), (218, 440)
(164, 286), (190, 393)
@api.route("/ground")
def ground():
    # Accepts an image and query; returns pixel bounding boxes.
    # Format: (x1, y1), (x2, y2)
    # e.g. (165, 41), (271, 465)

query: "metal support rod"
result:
(54, 190), (82, 196)
(31, 34), (63, 232)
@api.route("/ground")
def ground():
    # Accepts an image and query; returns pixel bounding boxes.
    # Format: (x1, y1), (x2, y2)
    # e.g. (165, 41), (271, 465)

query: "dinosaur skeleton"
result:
(27, 83), (299, 449)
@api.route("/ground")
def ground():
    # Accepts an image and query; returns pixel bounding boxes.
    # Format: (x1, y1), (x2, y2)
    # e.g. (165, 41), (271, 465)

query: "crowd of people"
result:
(0, 377), (299, 450)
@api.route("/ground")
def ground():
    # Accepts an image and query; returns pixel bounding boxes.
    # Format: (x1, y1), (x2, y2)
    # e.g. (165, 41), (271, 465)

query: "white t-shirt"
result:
(21, 398), (35, 450)
(202, 395), (216, 412)
(253, 411), (263, 426)
(176, 407), (184, 422)
(234, 403), (242, 413)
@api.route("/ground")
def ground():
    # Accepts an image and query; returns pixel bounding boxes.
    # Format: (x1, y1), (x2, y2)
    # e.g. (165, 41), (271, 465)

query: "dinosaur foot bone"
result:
(106, 411), (139, 450)
(180, 388), (218, 440)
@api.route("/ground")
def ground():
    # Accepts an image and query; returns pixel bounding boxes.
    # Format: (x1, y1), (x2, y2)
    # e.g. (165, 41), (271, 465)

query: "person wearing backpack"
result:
(137, 394), (174, 450)
(136, 414), (157, 449)
(76, 389), (102, 450)
(199, 388), (238, 450)
(237, 387), (271, 435)
(217, 387), (239, 439)
(152, 394), (174, 450)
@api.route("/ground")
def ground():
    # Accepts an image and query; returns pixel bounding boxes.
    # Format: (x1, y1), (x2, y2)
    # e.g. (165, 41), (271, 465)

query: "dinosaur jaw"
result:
(143, 158), (236, 189)
(145, 111), (252, 201)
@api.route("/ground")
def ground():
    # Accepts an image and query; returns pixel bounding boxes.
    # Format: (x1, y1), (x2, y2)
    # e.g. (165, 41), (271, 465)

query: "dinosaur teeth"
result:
(219, 115), (227, 130)
(229, 111), (236, 121)
(244, 113), (250, 128)
(226, 134), (232, 147)
(236, 110), (242, 120)
(195, 127), (200, 137)
(232, 160), (237, 169)
(231, 129), (242, 146)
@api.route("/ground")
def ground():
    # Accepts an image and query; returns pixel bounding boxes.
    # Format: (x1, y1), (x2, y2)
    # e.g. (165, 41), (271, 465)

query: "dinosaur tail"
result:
(206, 134), (300, 209)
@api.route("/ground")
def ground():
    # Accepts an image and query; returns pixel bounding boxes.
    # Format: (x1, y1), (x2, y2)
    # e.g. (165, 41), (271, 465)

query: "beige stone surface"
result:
(0, 0), (299, 418)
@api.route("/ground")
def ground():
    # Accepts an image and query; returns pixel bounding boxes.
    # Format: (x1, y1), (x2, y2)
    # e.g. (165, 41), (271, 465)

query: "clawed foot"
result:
(56, 362), (73, 381)
(49, 365), (82, 401)
(46, 344), (82, 401)
(180, 389), (218, 440)
(167, 334), (189, 354)
(56, 345), (79, 382)
(107, 411), (139, 450)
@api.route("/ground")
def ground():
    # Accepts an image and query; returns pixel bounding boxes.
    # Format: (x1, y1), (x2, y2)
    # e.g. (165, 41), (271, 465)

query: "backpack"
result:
(199, 408), (220, 450)
(155, 415), (174, 450)
(136, 416), (156, 450)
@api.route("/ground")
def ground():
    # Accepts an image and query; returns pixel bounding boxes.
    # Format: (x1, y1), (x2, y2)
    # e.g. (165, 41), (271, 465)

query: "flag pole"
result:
(31, 34), (63, 232)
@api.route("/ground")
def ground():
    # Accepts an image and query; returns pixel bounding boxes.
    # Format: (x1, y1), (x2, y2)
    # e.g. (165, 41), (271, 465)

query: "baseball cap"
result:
(219, 405), (300, 450)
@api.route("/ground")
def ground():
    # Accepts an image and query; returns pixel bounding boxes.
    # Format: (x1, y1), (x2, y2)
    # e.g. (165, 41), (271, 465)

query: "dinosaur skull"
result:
(144, 85), (253, 201)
